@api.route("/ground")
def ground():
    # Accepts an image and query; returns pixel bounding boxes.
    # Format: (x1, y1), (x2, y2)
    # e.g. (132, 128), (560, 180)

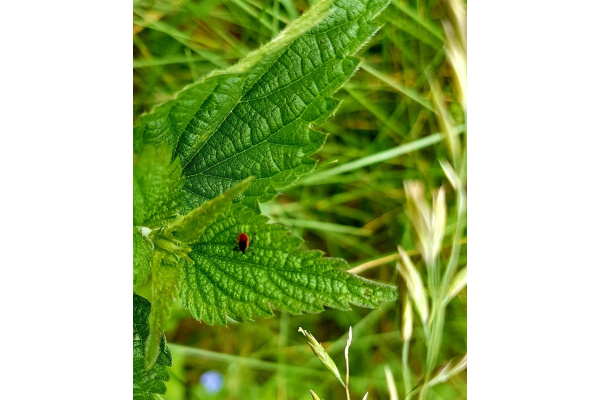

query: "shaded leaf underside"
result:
(145, 252), (183, 368)
(133, 294), (172, 399)
(133, 227), (153, 289)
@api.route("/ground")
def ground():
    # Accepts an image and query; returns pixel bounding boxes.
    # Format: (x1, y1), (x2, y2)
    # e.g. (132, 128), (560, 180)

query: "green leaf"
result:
(180, 204), (397, 325)
(165, 177), (254, 245)
(134, 0), (390, 211)
(133, 227), (153, 290)
(133, 143), (185, 227)
(134, 294), (172, 399)
(145, 252), (183, 369)
(148, 177), (254, 262)
(134, 143), (185, 289)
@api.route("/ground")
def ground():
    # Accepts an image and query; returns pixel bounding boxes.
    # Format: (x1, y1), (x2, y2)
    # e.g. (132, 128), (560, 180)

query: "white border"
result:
(1, 0), (131, 398)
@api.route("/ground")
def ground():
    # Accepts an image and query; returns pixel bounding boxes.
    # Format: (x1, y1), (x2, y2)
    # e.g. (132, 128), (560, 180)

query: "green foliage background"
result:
(134, 0), (466, 398)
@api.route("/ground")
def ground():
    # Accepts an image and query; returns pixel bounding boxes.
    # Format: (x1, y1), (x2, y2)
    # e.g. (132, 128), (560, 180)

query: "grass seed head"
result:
(404, 181), (447, 268)
(298, 327), (344, 387)
(397, 246), (429, 325)
(447, 266), (467, 301)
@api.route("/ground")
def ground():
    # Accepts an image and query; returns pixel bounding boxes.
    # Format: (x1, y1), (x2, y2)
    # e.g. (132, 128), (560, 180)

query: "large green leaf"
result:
(134, 0), (390, 211)
(133, 294), (172, 400)
(180, 204), (397, 325)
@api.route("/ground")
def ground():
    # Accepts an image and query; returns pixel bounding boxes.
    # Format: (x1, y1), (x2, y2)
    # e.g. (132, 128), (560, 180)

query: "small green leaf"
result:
(133, 143), (185, 227)
(145, 253), (184, 369)
(134, 0), (391, 211)
(133, 227), (153, 290)
(180, 204), (397, 325)
(133, 294), (172, 399)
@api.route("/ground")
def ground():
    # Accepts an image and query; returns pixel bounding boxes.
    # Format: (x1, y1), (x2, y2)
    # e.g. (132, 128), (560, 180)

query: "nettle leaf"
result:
(133, 0), (390, 211)
(180, 204), (397, 325)
(133, 294), (172, 399)
(133, 143), (185, 227)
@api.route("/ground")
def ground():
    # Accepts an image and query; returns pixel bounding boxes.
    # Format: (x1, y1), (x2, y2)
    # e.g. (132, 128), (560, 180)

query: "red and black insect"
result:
(234, 232), (253, 254)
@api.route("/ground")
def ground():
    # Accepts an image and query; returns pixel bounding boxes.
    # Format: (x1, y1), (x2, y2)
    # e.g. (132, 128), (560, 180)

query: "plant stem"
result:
(345, 331), (351, 400)
(441, 182), (466, 298)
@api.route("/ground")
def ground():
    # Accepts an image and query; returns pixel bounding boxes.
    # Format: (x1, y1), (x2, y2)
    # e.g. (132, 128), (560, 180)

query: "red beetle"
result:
(234, 232), (253, 254)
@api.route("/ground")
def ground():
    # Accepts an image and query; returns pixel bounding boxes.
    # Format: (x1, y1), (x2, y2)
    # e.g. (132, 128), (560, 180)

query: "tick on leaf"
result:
(234, 232), (253, 254)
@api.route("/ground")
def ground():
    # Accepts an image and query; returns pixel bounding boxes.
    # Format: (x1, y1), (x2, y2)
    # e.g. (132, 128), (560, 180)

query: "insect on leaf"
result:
(180, 204), (397, 325)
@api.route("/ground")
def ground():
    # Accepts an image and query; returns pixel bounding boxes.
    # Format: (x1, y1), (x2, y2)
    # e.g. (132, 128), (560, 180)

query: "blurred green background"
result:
(134, 0), (466, 398)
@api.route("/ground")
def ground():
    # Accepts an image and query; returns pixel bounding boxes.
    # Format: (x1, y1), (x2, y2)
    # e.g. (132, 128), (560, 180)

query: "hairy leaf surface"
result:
(180, 204), (397, 325)
(133, 294), (172, 399)
(133, 227), (153, 289)
(165, 177), (253, 245)
(134, 0), (390, 211)
(133, 143), (186, 289)
(133, 143), (185, 227)
(145, 253), (183, 368)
